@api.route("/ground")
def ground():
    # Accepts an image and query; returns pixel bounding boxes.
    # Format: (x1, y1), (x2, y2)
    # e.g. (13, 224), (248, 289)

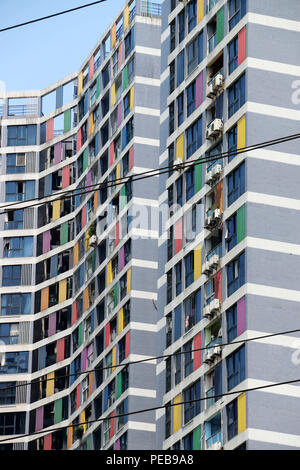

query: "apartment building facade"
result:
(157, 0), (300, 451)
(0, 0), (162, 450)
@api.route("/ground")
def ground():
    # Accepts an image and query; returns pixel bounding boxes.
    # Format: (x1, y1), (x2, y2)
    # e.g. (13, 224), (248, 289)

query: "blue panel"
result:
(174, 304), (182, 341)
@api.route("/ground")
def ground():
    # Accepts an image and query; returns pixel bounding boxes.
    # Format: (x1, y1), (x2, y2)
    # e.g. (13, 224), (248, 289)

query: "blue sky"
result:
(0, 0), (126, 91)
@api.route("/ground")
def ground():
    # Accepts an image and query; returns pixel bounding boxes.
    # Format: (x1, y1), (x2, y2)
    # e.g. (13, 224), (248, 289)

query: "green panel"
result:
(120, 185), (127, 211)
(87, 435), (92, 450)
(83, 149), (88, 171)
(54, 399), (63, 424)
(123, 66), (128, 91)
(96, 76), (100, 99)
(193, 425), (201, 450)
(78, 323), (83, 346)
(60, 222), (69, 245)
(194, 161), (202, 193)
(216, 7), (224, 44)
(63, 109), (71, 133)
(114, 283), (118, 308)
(237, 204), (246, 243)
(117, 372), (123, 399)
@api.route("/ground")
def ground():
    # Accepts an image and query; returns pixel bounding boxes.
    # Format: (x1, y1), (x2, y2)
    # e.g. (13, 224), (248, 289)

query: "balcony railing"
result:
(116, 24), (124, 41)
(208, 33), (217, 53)
(206, 243), (222, 262)
(206, 430), (222, 449)
(141, 1), (162, 17)
(129, 6), (136, 23)
(207, 67), (224, 88)
(7, 104), (39, 117)
(206, 387), (216, 408)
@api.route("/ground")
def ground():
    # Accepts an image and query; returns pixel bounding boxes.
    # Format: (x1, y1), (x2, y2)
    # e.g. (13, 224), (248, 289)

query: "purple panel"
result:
(119, 246), (125, 271)
(115, 439), (121, 450)
(82, 348), (88, 372)
(88, 343), (94, 356)
(35, 406), (44, 431)
(43, 230), (51, 253)
(117, 103), (122, 127)
(195, 72), (203, 108)
(237, 296), (246, 336)
(54, 142), (63, 164)
(48, 312), (56, 336)
(87, 171), (92, 191)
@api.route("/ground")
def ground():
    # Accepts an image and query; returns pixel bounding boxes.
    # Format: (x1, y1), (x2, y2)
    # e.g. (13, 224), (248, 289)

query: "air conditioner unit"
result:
(212, 164), (222, 179)
(206, 119), (224, 141)
(204, 216), (212, 229)
(208, 254), (219, 269)
(173, 158), (183, 173)
(89, 235), (97, 247)
(205, 170), (214, 185)
(203, 305), (211, 319)
(202, 261), (212, 276)
(204, 348), (214, 363)
(210, 298), (220, 314)
(213, 346), (222, 358)
(207, 82), (216, 99)
(212, 208), (222, 221)
(211, 441), (223, 450)
(213, 73), (224, 90)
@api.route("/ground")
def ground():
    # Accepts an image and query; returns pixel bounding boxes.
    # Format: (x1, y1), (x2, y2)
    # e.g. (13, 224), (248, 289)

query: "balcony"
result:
(141, 1), (162, 17)
(207, 68), (224, 99)
(206, 386), (216, 408)
(206, 431), (222, 450)
(206, 119), (223, 141)
(208, 33), (217, 54)
(129, 5), (136, 23)
(8, 103), (39, 117)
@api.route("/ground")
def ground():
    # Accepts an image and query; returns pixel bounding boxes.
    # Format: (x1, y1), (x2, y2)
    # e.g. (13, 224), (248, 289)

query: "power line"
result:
(0, 377), (299, 444)
(0, 1), (108, 33)
(0, 131), (299, 215)
(1, 326), (299, 393)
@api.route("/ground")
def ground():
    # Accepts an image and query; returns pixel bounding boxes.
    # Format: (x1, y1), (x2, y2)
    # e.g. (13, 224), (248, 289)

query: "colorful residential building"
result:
(157, 0), (300, 451)
(0, 0), (161, 450)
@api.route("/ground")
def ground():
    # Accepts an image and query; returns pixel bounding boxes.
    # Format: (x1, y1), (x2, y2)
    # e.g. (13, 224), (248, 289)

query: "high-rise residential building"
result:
(0, 0), (162, 450)
(157, 0), (300, 451)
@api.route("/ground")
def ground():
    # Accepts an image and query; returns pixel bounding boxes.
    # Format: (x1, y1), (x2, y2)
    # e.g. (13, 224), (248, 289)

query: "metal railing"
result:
(129, 6), (136, 23)
(116, 24), (124, 41)
(206, 243), (222, 262)
(94, 56), (101, 71)
(141, 1), (162, 17)
(208, 33), (217, 53)
(207, 67), (224, 87)
(206, 431), (222, 449)
(7, 104), (38, 117)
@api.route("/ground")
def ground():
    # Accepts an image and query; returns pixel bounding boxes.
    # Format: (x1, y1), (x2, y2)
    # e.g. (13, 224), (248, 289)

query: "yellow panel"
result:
(78, 72), (83, 96)
(197, 0), (205, 23)
(112, 346), (116, 372)
(67, 425), (73, 449)
(52, 200), (61, 221)
(238, 393), (247, 434)
(58, 279), (67, 304)
(194, 245), (202, 281)
(41, 287), (49, 311)
(84, 287), (90, 311)
(86, 231), (90, 252)
(130, 86), (134, 110)
(176, 134), (184, 161)
(74, 242), (79, 265)
(237, 115), (246, 153)
(127, 268), (131, 294)
(88, 113), (94, 137)
(80, 410), (86, 433)
(116, 163), (120, 181)
(107, 261), (113, 286)
(46, 372), (55, 397)
(173, 394), (181, 434)
(94, 192), (98, 214)
(111, 82), (116, 108)
(118, 308), (124, 334)
(88, 372), (93, 396)
(112, 23), (117, 49)
(124, 5), (129, 30)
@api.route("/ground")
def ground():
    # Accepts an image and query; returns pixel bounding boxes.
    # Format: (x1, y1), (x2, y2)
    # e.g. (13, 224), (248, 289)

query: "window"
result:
(174, 349), (181, 385)
(229, 0), (246, 31)
(127, 56), (135, 85)
(125, 27), (134, 58)
(5, 181), (35, 202)
(3, 237), (33, 258)
(124, 301), (130, 327)
(4, 209), (23, 230)
(188, 0), (197, 33)
(227, 162), (245, 206)
(185, 252), (194, 287)
(185, 167), (194, 201)
(6, 154), (26, 174)
(7, 125), (36, 146)
(227, 124), (237, 162)
(184, 292), (197, 332)
(205, 278), (215, 306)
(175, 261), (182, 296)
(118, 336), (126, 363)
(0, 352), (28, 374)
(0, 324), (19, 345)
(0, 383), (16, 405)
(226, 212), (237, 251)
(170, 61), (175, 94)
(123, 92), (130, 118)
(165, 403), (171, 439)
(166, 357), (171, 392)
(186, 82), (195, 117)
(119, 431), (128, 450)
(228, 73), (246, 118)
(120, 273), (127, 300)
(186, 117), (202, 158)
(169, 102), (175, 135)
(227, 304), (238, 342)
(177, 93), (184, 127)
(227, 251), (245, 296)
(176, 176), (183, 207)
(228, 37), (238, 74)
(167, 271), (172, 304)
(177, 51), (185, 87)
(1, 294), (31, 316)
(184, 380), (200, 424)
(187, 38), (198, 75)
(170, 19), (176, 52)
(184, 341), (193, 377)
(116, 399), (128, 432)
(166, 314), (172, 348)
(2, 266), (21, 287)
(178, 10), (185, 43)
(227, 345), (245, 390)
(0, 413), (26, 435)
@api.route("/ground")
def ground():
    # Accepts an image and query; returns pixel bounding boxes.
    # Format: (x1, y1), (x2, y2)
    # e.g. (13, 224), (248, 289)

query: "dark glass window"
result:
(227, 345), (245, 390)
(228, 37), (238, 74)
(227, 251), (245, 296)
(227, 162), (245, 206)
(228, 74), (246, 118)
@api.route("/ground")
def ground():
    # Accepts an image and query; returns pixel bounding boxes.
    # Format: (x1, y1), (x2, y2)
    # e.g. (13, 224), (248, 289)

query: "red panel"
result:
(125, 332), (130, 358)
(76, 384), (80, 409)
(115, 221), (119, 247)
(193, 333), (201, 371)
(56, 338), (65, 363)
(129, 146), (133, 170)
(105, 323), (111, 348)
(77, 128), (82, 151)
(62, 165), (70, 189)
(238, 26), (247, 65)
(109, 142), (115, 166)
(110, 411), (115, 438)
(72, 301), (77, 325)
(214, 270), (223, 303)
(46, 118), (54, 142)
(81, 205), (86, 229)
(118, 44), (122, 69)
(44, 434), (52, 450)
(89, 56), (95, 80)
(174, 218), (183, 255)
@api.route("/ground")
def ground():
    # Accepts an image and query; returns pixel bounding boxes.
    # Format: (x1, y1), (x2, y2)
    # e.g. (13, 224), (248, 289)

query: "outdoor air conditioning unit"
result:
(205, 170), (214, 185)
(89, 235), (97, 247)
(173, 158), (184, 173)
(204, 215), (212, 229)
(210, 298), (220, 314)
(202, 261), (212, 276)
(208, 254), (219, 270)
(207, 82), (216, 99)
(204, 348), (214, 364)
(212, 164), (222, 179)
(203, 305), (211, 319)
(212, 208), (222, 222)
(213, 346), (222, 358)
(213, 73), (224, 90)
(206, 119), (224, 141)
